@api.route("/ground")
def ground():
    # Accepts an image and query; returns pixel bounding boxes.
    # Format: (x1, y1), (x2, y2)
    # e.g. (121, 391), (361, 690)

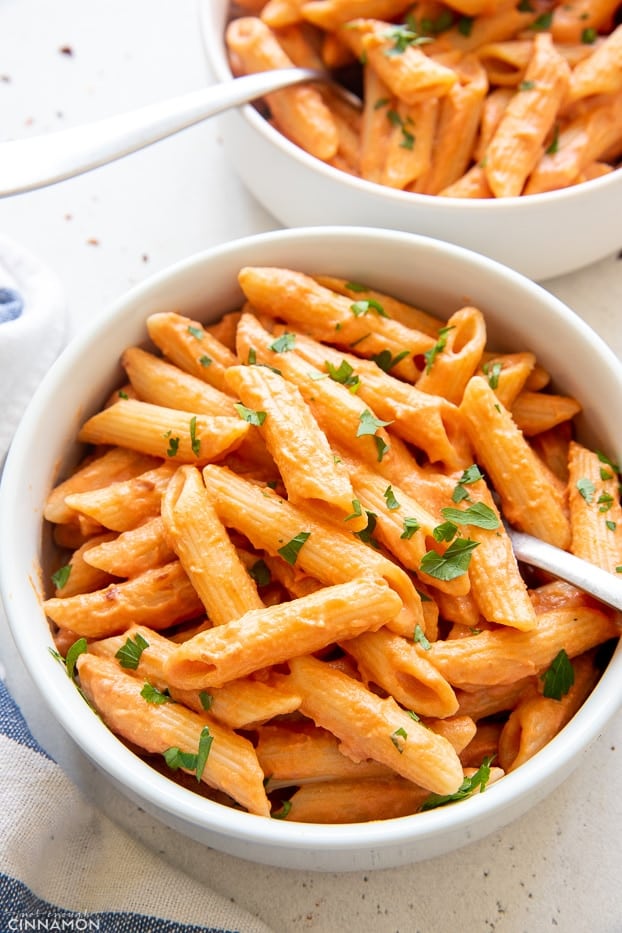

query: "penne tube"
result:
(64, 462), (178, 532)
(202, 463), (425, 634)
(256, 721), (394, 786)
(459, 720), (503, 767)
(565, 25), (622, 104)
(438, 163), (494, 198)
(83, 516), (175, 577)
(238, 266), (433, 381)
(551, 0), (620, 44)
(567, 440), (622, 573)
(283, 777), (430, 821)
(476, 38), (532, 86)
(224, 362), (359, 522)
(312, 276), (442, 337)
(424, 1), (538, 56)
(497, 651), (601, 771)
(146, 311), (237, 393)
(338, 18), (458, 105)
(415, 305), (487, 404)
(413, 55), (488, 195)
(459, 375), (571, 548)
(286, 654), (465, 794)
(456, 676), (537, 720)
(484, 33), (571, 197)
(524, 90), (622, 194)
(289, 329), (472, 470)
(52, 533), (117, 598)
(510, 389), (582, 436)
(424, 714), (477, 754)
(477, 351), (537, 408)
(44, 448), (159, 525)
(161, 465), (264, 624)
(450, 474), (538, 632)
(164, 577), (403, 689)
(301, 0), (415, 31)
(340, 628), (460, 718)
(88, 625), (302, 729)
(473, 86), (514, 162)
(226, 17), (339, 160)
(262, 1), (310, 31)
(44, 560), (204, 638)
(76, 653), (270, 816)
(425, 604), (619, 689)
(77, 399), (249, 465)
(529, 423), (572, 483)
(121, 346), (236, 416)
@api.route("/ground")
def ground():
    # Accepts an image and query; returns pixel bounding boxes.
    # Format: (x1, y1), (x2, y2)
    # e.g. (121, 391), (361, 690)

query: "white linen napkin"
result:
(0, 233), (68, 465)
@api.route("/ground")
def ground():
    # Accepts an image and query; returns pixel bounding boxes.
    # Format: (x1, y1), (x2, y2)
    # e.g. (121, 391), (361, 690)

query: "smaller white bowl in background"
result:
(202, 0), (622, 282)
(1, 226), (621, 872)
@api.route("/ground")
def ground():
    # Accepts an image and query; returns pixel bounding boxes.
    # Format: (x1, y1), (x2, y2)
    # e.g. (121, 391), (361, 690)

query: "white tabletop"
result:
(1, 2), (621, 931)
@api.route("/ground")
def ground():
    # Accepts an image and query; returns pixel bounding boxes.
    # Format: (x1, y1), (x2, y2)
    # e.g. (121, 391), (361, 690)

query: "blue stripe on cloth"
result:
(0, 875), (237, 933)
(0, 678), (53, 760)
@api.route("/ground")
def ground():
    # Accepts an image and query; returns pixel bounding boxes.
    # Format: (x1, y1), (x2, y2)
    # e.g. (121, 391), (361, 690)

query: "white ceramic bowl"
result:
(2, 227), (622, 872)
(202, 1), (622, 282)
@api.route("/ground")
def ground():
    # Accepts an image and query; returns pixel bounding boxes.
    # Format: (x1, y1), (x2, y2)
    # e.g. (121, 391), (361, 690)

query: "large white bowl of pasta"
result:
(1, 226), (622, 872)
(202, 0), (622, 281)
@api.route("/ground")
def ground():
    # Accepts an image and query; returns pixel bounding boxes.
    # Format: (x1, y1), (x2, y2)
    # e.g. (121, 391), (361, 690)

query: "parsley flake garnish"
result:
(371, 349), (410, 372)
(234, 403), (267, 426)
(163, 725), (212, 782)
(541, 649), (574, 700)
(413, 624), (431, 650)
(272, 799), (292, 819)
(198, 354), (212, 368)
(164, 432), (180, 458)
(576, 477), (596, 503)
(441, 502), (499, 530)
(51, 564), (72, 590)
(420, 537), (479, 580)
(189, 416), (200, 456)
(350, 298), (388, 318)
(391, 727), (408, 752)
(482, 360), (502, 389)
(270, 332), (296, 353)
(345, 499), (363, 522)
(423, 326), (454, 373)
(141, 683), (172, 704)
(115, 633), (150, 669)
(451, 465), (484, 503)
(354, 511), (381, 549)
(326, 359), (360, 391)
(278, 531), (310, 565)
(65, 637), (88, 679)
(383, 485), (400, 510)
(421, 756), (493, 810)
(401, 517), (421, 539)
(187, 325), (204, 341)
(199, 691), (213, 711)
(249, 558), (271, 586)
(357, 409), (392, 437)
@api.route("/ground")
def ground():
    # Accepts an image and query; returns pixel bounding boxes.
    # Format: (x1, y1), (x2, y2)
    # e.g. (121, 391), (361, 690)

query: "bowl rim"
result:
(201, 0), (622, 212)
(2, 224), (622, 860)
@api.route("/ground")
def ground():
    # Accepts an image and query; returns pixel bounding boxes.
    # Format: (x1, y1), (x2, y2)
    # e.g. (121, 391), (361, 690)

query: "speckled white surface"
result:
(1, 2), (621, 931)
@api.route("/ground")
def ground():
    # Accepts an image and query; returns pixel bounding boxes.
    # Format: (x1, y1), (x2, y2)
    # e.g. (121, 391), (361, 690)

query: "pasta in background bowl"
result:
(202, 0), (622, 281)
(1, 226), (622, 872)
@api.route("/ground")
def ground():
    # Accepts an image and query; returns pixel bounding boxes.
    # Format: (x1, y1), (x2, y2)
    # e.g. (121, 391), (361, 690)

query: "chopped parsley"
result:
(187, 325), (204, 341)
(269, 332), (296, 353)
(383, 485), (400, 510)
(357, 409), (392, 462)
(581, 26), (598, 43)
(420, 537), (479, 580)
(278, 531), (311, 565)
(199, 691), (213, 711)
(451, 465), (485, 503)
(423, 326), (454, 373)
(413, 624), (431, 650)
(164, 725), (212, 782)
(350, 298), (388, 318)
(198, 354), (212, 368)
(234, 403), (267, 426)
(51, 564), (72, 590)
(541, 649), (574, 700)
(401, 517), (421, 539)
(326, 359), (360, 391)
(354, 511), (381, 549)
(391, 727), (408, 752)
(249, 558), (271, 586)
(141, 683), (172, 704)
(163, 431), (180, 458)
(115, 632), (150, 669)
(421, 756), (493, 810)
(345, 499), (364, 522)
(482, 360), (502, 389)
(371, 348), (410, 372)
(519, 80), (536, 91)
(65, 637), (88, 679)
(546, 124), (560, 155)
(529, 10), (553, 29)
(576, 477), (596, 503)
(272, 799), (292, 819)
(382, 24), (431, 54)
(440, 502), (499, 530)
(189, 416), (200, 456)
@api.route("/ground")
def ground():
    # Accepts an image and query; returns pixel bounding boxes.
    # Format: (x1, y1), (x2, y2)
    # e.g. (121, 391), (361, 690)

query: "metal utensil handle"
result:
(0, 68), (319, 197)
(508, 525), (622, 612)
